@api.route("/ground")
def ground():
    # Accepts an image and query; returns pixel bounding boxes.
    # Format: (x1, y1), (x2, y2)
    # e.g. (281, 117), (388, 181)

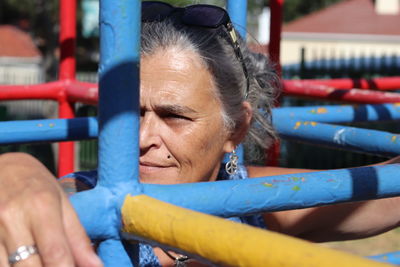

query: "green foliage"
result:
(283, 0), (342, 22)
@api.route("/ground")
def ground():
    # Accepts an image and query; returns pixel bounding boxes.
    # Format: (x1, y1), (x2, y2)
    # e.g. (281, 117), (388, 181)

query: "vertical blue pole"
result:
(227, 0), (247, 38)
(98, 0), (142, 191)
(98, 0), (142, 265)
(226, 0), (247, 161)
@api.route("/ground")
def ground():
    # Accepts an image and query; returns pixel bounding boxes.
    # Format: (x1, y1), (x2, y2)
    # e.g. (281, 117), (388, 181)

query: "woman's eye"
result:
(164, 113), (190, 121)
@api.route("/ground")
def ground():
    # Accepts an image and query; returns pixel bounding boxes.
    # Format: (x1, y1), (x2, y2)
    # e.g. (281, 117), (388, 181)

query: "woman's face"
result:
(139, 47), (235, 184)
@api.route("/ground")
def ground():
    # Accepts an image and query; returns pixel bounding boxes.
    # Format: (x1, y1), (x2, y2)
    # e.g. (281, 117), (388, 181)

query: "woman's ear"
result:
(223, 101), (253, 153)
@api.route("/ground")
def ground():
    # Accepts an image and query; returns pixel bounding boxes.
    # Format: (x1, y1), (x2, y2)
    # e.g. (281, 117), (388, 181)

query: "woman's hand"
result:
(0, 153), (102, 267)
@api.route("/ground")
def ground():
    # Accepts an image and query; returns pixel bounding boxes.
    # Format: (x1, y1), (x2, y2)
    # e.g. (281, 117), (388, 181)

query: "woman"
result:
(1, 2), (399, 266)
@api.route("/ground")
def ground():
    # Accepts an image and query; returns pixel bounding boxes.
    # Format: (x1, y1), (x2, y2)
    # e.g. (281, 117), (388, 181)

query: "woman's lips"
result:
(139, 161), (172, 173)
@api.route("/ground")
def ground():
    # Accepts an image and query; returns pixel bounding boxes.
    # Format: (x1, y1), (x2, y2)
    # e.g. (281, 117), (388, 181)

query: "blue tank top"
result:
(62, 164), (266, 266)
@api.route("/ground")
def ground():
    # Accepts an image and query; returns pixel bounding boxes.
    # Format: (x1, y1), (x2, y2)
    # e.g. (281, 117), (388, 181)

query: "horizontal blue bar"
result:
(0, 116), (399, 158)
(0, 117), (98, 144)
(274, 119), (400, 157)
(141, 164), (400, 217)
(368, 251), (400, 265)
(71, 164), (400, 240)
(273, 104), (400, 123)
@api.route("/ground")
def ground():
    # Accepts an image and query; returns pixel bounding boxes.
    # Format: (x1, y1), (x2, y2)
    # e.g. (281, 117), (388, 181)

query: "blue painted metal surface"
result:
(274, 119), (400, 157)
(368, 251), (400, 265)
(71, 164), (400, 242)
(0, 117), (97, 144)
(76, 0), (142, 265)
(97, 0), (141, 191)
(226, 0), (247, 38)
(141, 164), (400, 217)
(1, 115), (400, 159)
(273, 103), (400, 123)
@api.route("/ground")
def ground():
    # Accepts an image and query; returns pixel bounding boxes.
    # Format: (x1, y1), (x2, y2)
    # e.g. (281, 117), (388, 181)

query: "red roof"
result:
(0, 25), (41, 58)
(283, 0), (400, 36)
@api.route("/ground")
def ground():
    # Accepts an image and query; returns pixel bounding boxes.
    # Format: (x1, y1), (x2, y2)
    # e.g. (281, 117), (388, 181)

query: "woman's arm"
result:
(248, 163), (400, 242)
(0, 152), (102, 266)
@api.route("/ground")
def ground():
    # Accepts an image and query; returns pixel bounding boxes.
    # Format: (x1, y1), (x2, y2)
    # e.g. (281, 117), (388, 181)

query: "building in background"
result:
(281, 0), (400, 67)
(0, 25), (44, 84)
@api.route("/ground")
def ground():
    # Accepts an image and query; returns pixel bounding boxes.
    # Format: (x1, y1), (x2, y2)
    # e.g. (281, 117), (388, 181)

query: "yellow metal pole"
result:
(121, 195), (392, 267)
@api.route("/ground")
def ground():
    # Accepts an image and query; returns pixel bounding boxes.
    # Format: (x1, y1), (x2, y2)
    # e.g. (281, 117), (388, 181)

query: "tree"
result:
(283, 0), (342, 22)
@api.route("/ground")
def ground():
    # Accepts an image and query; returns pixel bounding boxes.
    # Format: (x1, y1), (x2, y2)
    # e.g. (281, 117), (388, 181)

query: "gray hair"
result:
(141, 18), (279, 160)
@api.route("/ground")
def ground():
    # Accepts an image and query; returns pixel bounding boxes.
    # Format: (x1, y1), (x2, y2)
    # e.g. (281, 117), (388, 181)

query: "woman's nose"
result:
(139, 113), (162, 152)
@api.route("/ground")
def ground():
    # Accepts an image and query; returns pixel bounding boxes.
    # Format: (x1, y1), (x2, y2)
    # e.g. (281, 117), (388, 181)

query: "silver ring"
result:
(8, 245), (38, 264)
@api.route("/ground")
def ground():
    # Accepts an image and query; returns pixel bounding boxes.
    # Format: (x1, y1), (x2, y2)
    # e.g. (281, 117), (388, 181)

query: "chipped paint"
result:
(295, 121), (318, 129)
(303, 121), (318, 126)
(333, 128), (346, 145)
(291, 177), (306, 182)
(292, 186), (301, 191)
(271, 177), (306, 183)
(310, 107), (327, 114)
(49, 123), (55, 127)
(37, 123), (43, 127)
(263, 183), (274, 188)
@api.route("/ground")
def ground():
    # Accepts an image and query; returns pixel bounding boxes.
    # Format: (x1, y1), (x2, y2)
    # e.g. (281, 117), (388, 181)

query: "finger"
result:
(0, 244), (10, 267)
(0, 210), (42, 267)
(30, 192), (74, 267)
(61, 197), (103, 267)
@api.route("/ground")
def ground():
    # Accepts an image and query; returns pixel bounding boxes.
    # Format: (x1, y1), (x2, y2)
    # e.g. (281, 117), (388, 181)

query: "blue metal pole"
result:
(98, 0), (141, 191)
(226, 0), (247, 38)
(273, 104), (400, 124)
(96, 0), (142, 265)
(140, 164), (400, 217)
(368, 251), (400, 265)
(273, 119), (400, 157)
(0, 117), (98, 144)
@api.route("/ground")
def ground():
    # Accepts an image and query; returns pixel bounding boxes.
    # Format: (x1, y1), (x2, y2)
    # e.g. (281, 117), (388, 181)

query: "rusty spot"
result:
(391, 135), (398, 143)
(49, 123), (55, 128)
(294, 121), (301, 130)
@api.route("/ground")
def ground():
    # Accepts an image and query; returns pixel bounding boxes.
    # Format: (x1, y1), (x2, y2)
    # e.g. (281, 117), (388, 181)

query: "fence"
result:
(283, 48), (400, 79)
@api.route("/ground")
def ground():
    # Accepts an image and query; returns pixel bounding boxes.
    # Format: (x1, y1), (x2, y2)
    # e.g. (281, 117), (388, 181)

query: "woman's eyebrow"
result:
(155, 104), (198, 115)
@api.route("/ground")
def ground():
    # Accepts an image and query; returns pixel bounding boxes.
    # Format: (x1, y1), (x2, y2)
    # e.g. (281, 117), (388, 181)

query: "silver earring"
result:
(225, 149), (238, 175)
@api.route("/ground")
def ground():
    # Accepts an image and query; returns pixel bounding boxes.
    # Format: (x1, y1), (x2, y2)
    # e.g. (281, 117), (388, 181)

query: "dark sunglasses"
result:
(142, 1), (249, 99)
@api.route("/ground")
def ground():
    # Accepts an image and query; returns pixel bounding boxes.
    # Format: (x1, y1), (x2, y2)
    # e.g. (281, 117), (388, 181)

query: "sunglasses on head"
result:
(142, 1), (249, 99)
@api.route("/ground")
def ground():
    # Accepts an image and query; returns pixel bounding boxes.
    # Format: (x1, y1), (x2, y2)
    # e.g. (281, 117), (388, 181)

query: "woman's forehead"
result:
(139, 48), (222, 112)
(141, 48), (215, 94)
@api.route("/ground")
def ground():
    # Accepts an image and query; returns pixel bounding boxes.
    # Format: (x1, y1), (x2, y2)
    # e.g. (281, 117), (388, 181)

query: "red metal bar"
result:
(267, 0), (284, 166)
(59, 0), (77, 80)
(296, 76), (400, 91)
(268, 0), (283, 74)
(283, 80), (400, 103)
(0, 81), (63, 100)
(58, 98), (75, 177)
(66, 81), (98, 105)
(58, 0), (77, 175)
